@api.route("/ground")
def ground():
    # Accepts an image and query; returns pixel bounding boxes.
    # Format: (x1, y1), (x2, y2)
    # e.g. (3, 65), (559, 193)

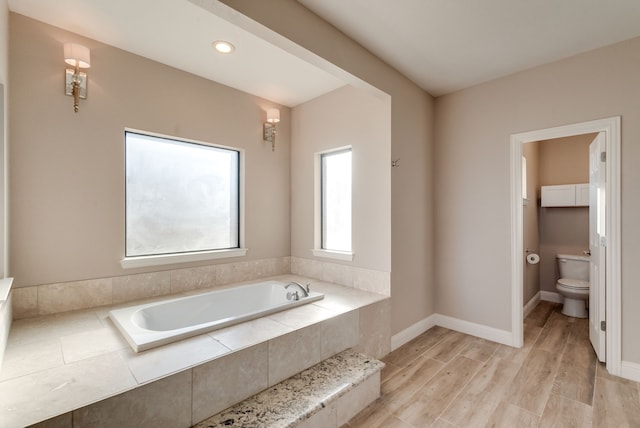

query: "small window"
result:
(125, 131), (240, 258)
(321, 148), (352, 252)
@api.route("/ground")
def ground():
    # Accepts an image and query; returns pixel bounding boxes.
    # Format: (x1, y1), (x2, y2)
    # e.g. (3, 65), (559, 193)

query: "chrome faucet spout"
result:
(285, 281), (310, 297)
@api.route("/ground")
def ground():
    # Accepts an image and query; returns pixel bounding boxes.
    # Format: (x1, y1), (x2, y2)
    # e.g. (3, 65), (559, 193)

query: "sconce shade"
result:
(64, 43), (91, 68)
(266, 108), (280, 123)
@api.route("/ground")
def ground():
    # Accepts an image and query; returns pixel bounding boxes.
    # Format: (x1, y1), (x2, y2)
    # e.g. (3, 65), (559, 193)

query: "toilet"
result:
(556, 254), (590, 318)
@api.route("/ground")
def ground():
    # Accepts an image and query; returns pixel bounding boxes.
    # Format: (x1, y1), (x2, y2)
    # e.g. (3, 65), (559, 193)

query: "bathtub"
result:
(109, 280), (324, 352)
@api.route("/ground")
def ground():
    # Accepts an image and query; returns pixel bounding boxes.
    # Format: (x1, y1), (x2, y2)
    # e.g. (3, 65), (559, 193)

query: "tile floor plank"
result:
(381, 354), (445, 412)
(383, 326), (450, 368)
(539, 393), (592, 428)
(506, 348), (562, 415)
(592, 376), (640, 427)
(439, 356), (521, 427)
(486, 401), (540, 427)
(533, 310), (573, 353)
(524, 301), (558, 328)
(347, 300), (640, 428)
(422, 331), (475, 364)
(552, 335), (597, 405)
(395, 356), (482, 427)
(459, 337), (499, 363)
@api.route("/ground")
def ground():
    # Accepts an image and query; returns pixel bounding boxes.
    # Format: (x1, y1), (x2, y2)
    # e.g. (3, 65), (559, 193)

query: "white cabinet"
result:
(575, 184), (590, 206)
(541, 183), (589, 207)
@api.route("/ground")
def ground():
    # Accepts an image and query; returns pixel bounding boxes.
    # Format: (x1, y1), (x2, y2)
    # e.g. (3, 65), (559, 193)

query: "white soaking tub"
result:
(109, 280), (323, 352)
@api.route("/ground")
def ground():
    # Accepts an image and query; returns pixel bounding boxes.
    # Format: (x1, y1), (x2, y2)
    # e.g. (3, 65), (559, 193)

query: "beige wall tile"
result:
(322, 262), (353, 286)
(320, 310), (359, 360)
(170, 265), (216, 294)
(354, 299), (391, 359)
(291, 257), (323, 279)
(248, 257), (286, 278)
(337, 372), (381, 426)
(192, 343), (269, 424)
(11, 286), (38, 319)
(38, 279), (112, 316)
(268, 324), (322, 386)
(112, 271), (170, 304)
(216, 261), (252, 285)
(279, 256), (292, 275)
(352, 267), (390, 295)
(73, 370), (191, 428)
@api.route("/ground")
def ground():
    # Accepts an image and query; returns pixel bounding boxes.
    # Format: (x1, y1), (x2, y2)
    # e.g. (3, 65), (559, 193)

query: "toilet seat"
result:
(557, 278), (589, 290)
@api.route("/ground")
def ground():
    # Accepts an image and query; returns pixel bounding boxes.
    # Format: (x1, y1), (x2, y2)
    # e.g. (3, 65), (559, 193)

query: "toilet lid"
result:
(558, 278), (589, 289)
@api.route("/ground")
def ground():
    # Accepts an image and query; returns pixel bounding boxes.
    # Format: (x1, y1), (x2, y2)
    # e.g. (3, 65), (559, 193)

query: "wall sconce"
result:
(263, 108), (280, 151)
(64, 43), (91, 113)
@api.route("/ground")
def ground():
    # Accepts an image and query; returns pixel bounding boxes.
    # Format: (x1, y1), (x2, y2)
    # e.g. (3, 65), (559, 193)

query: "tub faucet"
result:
(285, 281), (310, 298)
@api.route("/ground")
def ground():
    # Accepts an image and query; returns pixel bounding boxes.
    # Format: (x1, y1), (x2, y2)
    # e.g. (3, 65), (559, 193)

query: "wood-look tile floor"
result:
(346, 301), (640, 427)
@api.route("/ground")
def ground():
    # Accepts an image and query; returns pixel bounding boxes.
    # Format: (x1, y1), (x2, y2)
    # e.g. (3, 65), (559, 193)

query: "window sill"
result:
(311, 249), (354, 262)
(121, 248), (248, 269)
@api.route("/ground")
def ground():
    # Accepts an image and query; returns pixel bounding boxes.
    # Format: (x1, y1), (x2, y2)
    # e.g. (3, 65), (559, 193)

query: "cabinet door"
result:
(541, 185), (575, 207)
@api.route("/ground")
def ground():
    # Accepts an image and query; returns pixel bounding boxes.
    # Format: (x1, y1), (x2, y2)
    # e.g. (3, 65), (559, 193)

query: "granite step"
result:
(193, 349), (384, 428)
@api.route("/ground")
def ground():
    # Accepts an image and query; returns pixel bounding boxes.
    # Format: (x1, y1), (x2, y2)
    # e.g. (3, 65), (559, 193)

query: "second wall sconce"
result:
(64, 43), (91, 113)
(263, 108), (280, 151)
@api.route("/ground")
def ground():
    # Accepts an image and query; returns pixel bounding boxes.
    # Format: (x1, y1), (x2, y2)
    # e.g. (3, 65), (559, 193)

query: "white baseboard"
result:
(540, 290), (563, 303)
(433, 314), (513, 346)
(523, 292), (541, 318)
(391, 312), (514, 351)
(391, 314), (437, 351)
(620, 361), (640, 382)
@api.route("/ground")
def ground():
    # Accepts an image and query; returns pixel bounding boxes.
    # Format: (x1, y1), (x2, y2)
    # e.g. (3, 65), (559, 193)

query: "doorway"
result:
(510, 117), (621, 376)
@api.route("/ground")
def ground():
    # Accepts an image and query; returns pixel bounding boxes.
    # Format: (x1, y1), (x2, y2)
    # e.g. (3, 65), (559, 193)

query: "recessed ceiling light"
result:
(212, 40), (235, 54)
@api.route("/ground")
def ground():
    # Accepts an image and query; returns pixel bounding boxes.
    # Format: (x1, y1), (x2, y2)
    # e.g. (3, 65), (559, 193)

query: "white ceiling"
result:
(7, 0), (346, 107)
(298, 0), (640, 96)
(8, 1), (640, 101)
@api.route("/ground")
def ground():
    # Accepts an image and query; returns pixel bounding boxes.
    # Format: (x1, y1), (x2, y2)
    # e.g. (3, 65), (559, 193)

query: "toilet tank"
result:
(557, 254), (590, 281)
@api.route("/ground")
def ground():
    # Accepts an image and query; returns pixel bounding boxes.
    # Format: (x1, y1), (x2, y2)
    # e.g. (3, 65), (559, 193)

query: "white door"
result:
(589, 132), (606, 361)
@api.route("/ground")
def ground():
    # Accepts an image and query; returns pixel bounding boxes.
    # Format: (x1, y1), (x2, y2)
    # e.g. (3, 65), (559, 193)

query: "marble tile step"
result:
(193, 349), (384, 428)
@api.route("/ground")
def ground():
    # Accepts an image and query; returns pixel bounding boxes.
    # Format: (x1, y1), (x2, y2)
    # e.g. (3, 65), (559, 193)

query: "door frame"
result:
(509, 116), (621, 376)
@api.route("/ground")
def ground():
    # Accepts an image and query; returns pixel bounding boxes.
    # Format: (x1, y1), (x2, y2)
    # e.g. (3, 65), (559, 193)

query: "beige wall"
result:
(0, 0), (8, 277)
(291, 85), (391, 272)
(435, 36), (640, 363)
(522, 143), (539, 304)
(538, 135), (592, 293)
(539, 134), (593, 186)
(9, 14), (291, 287)
(218, 0), (436, 335)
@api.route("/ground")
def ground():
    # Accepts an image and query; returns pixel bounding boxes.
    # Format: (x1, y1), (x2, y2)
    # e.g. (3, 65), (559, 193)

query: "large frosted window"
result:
(125, 131), (239, 257)
(321, 149), (352, 252)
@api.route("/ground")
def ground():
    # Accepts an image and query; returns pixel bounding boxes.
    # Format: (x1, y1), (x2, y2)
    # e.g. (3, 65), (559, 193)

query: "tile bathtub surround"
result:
(11, 256), (291, 319)
(0, 276), (389, 427)
(291, 257), (390, 295)
(194, 350), (384, 428)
